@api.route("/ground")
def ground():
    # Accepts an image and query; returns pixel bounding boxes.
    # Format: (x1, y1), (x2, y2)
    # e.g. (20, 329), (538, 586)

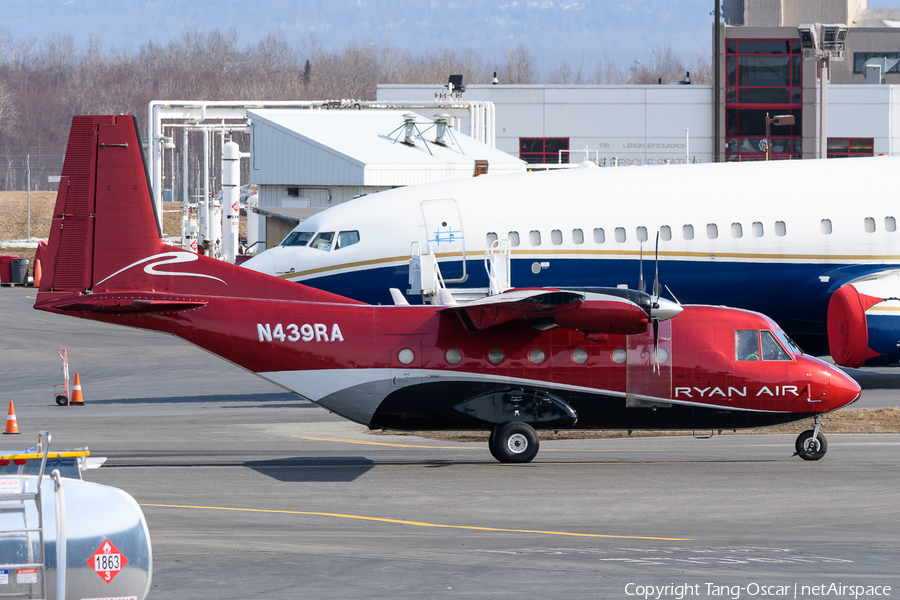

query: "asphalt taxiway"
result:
(2, 287), (899, 599)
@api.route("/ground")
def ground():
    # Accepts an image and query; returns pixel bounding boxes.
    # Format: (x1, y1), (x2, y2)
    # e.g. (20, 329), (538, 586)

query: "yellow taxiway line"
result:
(142, 503), (693, 541)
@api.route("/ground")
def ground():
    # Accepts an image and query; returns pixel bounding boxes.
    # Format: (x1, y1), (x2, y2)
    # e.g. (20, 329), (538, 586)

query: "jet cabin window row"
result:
(489, 216), (898, 248)
(281, 230), (360, 251)
(489, 221), (790, 247)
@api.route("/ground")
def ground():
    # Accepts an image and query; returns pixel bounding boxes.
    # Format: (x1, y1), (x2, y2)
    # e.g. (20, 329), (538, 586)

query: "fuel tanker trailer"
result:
(0, 432), (152, 600)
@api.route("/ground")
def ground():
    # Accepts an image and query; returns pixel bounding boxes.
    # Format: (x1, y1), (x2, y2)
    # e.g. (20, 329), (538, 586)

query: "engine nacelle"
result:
(827, 272), (900, 368)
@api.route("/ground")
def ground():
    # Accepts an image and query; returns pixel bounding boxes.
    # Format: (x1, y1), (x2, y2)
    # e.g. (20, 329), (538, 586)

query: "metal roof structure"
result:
(247, 109), (526, 188)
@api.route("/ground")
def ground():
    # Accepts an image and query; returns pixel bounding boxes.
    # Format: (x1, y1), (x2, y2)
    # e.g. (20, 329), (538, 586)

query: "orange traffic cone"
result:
(70, 372), (85, 406)
(4, 401), (20, 434)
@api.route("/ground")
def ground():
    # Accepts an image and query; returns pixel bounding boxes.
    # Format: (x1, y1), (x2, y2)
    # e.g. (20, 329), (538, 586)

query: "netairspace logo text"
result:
(625, 583), (892, 600)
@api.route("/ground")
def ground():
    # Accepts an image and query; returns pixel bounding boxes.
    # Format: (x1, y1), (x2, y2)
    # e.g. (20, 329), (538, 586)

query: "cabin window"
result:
(488, 348), (505, 364)
(683, 224), (694, 240)
(731, 223), (743, 238)
(572, 229), (584, 244)
(508, 231), (520, 246)
(571, 348), (589, 364)
(593, 228), (605, 243)
(775, 221), (786, 236)
(335, 230), (360, 250)
(615, 227), (626, 243)
(551, 229), (563, 245)
(636, 226), (648, 242)
(735, 330), (760, 361)
(398, 348), (415, 364)
(821, 219), (832, 235)
(707, 223), (718, 239)
(660, 226), (672, 241)
(530, 230), (542, 246)
(760, 330), (791, 361)
(281, 231), (314, 247)
(529, 348), (546, 364)
(445, 349), (462, 364)
(886, 217), (897, 232)
(752, 222), (764, 237)
(865, 217), (876, 233)
(310, 232), (335, 251)
(611, 349), (627, 364)
(486, 232), (498, 245)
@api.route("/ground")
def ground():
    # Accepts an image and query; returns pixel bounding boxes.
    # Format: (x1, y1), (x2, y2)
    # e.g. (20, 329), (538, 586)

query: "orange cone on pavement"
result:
(4, 401), (20, 434)
(70, 372), (85, 406)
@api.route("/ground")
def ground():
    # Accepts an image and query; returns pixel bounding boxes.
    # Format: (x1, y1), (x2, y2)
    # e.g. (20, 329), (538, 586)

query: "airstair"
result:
(407, 239), (511, 305)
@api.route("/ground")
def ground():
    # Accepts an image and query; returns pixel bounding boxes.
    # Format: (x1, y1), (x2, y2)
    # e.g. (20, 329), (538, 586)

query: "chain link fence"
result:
(0, 150), (67, 192)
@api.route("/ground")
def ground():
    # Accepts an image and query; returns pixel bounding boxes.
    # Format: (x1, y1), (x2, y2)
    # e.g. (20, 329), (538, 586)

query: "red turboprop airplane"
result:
(34, 116), (861, 463)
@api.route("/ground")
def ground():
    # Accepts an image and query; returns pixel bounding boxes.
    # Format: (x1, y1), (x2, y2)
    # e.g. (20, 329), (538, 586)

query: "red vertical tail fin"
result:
(41, 115), (164, 294)
(37, 115), (362, 307)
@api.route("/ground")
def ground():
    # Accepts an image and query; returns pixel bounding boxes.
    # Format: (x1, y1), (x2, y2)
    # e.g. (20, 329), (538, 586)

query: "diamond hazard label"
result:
(88, 539), (128, 583)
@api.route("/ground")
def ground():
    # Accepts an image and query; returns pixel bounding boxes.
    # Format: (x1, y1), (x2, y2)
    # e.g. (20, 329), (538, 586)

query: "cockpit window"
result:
(335, 230), (360, 250)
(736, 330), (760, 361)
(774, 329), (802, 355)
(310, 232), (335, 251)
(281, 231), (314, 247)
(760, 330), (791, 361)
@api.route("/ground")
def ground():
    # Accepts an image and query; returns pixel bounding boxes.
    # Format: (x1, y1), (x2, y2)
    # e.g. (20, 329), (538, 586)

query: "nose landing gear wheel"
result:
(795, 429), (828, 461)
(488, 422), (540, 463)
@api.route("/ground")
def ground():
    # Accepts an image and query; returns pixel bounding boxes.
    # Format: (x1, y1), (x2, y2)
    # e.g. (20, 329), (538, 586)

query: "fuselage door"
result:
(625, 320), (673, 407)
(420, 199), (467, 282)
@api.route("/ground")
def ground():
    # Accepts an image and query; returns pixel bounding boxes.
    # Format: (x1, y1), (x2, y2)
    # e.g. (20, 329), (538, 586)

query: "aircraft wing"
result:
(442, 288), (662, 335)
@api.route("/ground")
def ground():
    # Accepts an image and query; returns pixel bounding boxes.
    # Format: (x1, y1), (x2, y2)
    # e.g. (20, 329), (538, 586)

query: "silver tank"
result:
(1, 434), (152, 600)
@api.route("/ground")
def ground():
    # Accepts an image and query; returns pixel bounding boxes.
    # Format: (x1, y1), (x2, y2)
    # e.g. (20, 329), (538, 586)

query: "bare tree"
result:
(501, 44), (537, 84)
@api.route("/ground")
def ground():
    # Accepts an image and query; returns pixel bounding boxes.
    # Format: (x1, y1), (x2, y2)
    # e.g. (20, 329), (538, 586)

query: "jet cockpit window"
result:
(335, 230), (360, 250)
(735, 330), (760, 361)
(310, 232), (335, 251)
(281, 231), (315, 247)
(760, 330), (791, 360)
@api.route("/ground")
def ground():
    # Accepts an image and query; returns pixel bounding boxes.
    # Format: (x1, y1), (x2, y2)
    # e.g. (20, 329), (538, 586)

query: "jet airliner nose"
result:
(830, 366), (861, 410)
(241, 250), (275, 274)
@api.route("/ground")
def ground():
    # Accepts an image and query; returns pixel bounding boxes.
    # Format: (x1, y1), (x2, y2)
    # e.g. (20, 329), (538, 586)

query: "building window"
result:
(519, 138), (570, 164)
(827, 138), (874, 158)
(726, 39), (802, 161)
(853, 53), (900, 74)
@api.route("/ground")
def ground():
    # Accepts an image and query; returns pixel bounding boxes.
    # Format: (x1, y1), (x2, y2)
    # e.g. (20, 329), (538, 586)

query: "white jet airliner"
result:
(242, 157), (900, 368)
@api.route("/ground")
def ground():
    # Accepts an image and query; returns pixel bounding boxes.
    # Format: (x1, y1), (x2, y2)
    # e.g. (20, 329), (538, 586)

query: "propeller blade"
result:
(638, 241), (646, 293)
(652, 232), (661, 299)
(652, 318), (660, 374)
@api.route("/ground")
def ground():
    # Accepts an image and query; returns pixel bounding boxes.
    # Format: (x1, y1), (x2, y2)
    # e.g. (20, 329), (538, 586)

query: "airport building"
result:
(377, 0), (900, 165)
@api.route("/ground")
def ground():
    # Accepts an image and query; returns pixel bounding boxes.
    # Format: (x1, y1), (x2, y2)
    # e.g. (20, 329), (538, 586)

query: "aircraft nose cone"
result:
(830, 366), (861, 409)
(654, 297), (683, 321)
(241, 250), (275, 275)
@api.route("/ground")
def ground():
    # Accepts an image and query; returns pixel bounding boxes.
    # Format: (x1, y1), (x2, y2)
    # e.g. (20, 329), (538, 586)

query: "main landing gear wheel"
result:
(489, 422), (540, 463)
(795, 429), (828, 461)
